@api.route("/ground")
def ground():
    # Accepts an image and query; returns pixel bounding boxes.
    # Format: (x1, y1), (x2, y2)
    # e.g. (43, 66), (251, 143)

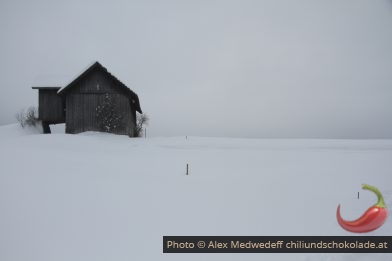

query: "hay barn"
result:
(32, 62), (142, 136)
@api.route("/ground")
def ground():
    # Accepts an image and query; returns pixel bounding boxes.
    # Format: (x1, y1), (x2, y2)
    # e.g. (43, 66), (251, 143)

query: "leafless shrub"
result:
(15, 107), (39, 128)
(133, 113), (149, 137)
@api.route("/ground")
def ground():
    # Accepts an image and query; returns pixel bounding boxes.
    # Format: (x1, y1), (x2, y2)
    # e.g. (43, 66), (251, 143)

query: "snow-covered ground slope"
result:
(0, 124), (391, 261)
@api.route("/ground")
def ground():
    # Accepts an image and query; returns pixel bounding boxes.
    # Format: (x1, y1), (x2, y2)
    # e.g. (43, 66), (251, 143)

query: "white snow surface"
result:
(0, 124), (391, 261)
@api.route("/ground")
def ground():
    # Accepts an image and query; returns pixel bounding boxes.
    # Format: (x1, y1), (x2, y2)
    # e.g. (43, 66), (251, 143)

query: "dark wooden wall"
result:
(65, 68), (136, 136)
(38, 90), (65, 124)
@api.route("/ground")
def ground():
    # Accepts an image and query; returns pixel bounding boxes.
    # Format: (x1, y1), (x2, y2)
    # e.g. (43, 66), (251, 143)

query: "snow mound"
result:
(0, 123), (42, 139)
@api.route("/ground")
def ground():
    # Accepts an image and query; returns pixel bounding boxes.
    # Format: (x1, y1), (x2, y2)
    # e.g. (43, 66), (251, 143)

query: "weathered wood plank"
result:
(34, 64), (139, 136)
(38, 89), (65, 123)
(65, 68), (136, 136)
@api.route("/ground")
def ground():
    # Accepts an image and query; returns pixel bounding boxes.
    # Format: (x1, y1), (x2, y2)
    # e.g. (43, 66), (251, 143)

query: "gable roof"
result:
(57, 61), (142, 113)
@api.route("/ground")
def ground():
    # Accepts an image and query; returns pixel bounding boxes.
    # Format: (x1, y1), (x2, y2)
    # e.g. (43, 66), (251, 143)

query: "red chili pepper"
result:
(337, 184), (388, 233)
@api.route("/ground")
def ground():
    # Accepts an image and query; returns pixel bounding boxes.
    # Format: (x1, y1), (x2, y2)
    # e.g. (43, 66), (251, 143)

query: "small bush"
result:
(16, 107), (39, 128)
(134, 113), (149, 137)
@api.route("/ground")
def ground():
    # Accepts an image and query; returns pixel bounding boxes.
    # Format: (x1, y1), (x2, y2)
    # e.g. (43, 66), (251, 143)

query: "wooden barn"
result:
(32, 62), (142, 136)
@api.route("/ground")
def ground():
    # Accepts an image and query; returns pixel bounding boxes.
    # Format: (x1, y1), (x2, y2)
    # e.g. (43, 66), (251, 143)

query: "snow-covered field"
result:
(0, 124), (391, 261)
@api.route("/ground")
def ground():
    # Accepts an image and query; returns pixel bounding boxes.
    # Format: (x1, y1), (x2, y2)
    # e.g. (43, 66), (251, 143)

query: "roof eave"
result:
(32, 86), (62, 90)
(135, 96), (142, 113)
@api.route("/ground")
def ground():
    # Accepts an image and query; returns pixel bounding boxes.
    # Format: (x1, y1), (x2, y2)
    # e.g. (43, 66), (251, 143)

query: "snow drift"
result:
(0, 124), (391, 261)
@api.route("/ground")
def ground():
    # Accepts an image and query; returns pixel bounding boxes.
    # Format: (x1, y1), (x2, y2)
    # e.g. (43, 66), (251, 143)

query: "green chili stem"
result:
(362, 183), (387, 208)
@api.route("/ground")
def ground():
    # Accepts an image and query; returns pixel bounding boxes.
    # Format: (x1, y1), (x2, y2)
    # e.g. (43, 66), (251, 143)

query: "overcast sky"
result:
(1, 0), (392, 138)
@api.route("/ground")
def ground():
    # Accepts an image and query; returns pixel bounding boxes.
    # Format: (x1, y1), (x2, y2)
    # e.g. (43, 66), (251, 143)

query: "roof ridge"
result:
(57, 61), (99, 94)
(54, 61), (142, 113)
